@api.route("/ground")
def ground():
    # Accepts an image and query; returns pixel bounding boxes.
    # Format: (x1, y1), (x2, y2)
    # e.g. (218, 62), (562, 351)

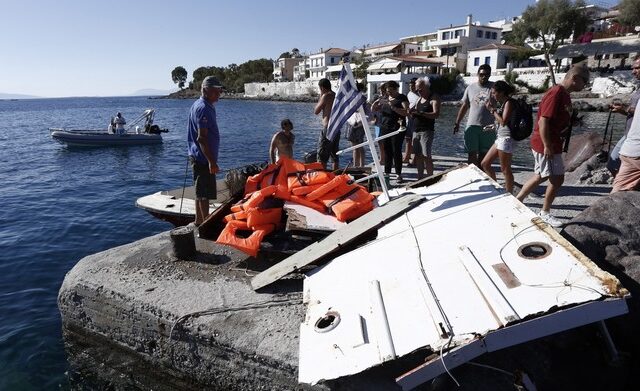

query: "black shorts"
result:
(190, 158), (217, 199)
(317, 128), (340, 164)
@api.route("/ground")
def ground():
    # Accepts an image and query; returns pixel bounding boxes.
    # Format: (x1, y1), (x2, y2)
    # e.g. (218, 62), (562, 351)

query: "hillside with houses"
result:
(240, 3), (640, 103)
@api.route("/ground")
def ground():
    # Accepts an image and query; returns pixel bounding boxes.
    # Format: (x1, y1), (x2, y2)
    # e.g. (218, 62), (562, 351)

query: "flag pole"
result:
(340, 63), (391, 201)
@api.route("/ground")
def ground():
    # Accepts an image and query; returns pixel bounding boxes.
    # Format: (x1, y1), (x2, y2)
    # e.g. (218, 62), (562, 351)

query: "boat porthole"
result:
(517, 242), (552, 260)
(314, 311), (340, 333)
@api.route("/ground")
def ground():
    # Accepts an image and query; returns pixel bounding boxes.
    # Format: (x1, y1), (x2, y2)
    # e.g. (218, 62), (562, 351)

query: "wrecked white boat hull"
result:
(298, 165), (627, 386)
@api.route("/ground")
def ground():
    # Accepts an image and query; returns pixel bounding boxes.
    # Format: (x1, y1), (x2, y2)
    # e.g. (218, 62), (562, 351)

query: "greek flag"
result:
(326, 66), (366, 141)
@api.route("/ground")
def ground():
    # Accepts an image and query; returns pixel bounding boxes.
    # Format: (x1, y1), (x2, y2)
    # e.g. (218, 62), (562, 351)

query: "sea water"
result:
(0, 96), (626, 389)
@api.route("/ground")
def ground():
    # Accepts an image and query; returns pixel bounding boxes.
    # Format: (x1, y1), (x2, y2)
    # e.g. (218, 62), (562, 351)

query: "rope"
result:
(178, 157), (191, 218)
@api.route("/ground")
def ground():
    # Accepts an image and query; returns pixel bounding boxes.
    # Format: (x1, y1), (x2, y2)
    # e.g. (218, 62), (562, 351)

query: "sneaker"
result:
(539, 211), (563, 228)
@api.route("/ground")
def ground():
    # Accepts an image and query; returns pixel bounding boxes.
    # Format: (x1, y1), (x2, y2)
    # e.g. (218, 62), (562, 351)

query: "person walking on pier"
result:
(454, 64), (495, 167)
(481, 81), (517, 193)
(187, 76), (223, 226)
(608, 55), (640, 177)
(612, 97), (640, 193)
(515, 63), (590, 227)
(314, 78), (338, 170)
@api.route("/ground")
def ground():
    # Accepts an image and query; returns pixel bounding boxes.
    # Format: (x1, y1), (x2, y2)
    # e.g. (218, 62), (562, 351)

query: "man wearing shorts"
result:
(515, 63), (590, 227)
(187, 76), (223, 226)
(612, 98), (640, 193)
(454, 64), (495, 167)
(608, 55), (640, 177)
(314, 78), (338, 170)
(411, 78), (440, 179)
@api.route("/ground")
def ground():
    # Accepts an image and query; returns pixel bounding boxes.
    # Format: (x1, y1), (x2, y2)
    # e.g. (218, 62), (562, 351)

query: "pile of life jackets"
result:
(216, 156), (375, 257)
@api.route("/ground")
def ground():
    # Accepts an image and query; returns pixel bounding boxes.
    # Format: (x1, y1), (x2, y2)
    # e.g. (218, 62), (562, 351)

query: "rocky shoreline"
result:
(158, 88), (629, 111)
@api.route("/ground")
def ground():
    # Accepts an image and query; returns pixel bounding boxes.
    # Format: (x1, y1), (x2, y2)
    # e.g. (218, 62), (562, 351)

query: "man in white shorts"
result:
(515, 63), (590, 228)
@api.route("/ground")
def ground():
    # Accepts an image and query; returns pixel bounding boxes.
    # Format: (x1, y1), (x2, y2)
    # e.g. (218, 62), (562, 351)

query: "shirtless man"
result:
(314, 78), (338, 170)
(269, 118), (295, 163)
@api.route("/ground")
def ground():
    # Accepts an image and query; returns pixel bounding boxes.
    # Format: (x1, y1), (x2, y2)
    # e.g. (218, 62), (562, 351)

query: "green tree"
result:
(278, 51), (291, 59)
(618, 0), (640, 27)
(508, 0), (588, 85)
(171, 66), (188, 89)
(188, 58), (274, 94)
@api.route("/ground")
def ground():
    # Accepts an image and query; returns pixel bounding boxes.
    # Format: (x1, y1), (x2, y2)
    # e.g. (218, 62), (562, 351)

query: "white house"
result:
(366, 56), (443, 100)
(400, 32), (439, 57)
(272, 57), (305, 82)
(466, 44), (520, 75)
(307, 48), (351, 80)
(360, 42), (421, 63)
(429, 14), (502, 72)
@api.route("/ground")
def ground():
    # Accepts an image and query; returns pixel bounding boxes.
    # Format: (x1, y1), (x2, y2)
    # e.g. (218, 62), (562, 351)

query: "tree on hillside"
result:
(508, 0), (588, 85)
(189, 59), (273, 93)
(618, 0), (640, 27)
(171, 66), (188, 89)
(192, 66), (225, 91)
(278, 51), (291, 59)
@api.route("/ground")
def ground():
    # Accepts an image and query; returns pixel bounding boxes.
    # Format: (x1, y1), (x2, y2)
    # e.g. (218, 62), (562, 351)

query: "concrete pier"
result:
(59, 143), (627, 390)
(58, 232), (312, 390)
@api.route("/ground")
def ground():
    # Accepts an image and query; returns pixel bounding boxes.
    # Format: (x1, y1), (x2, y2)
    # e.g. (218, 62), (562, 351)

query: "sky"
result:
(0, 0), (619, 98)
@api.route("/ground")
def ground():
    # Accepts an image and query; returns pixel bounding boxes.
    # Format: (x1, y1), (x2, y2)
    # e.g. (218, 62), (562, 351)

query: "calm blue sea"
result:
(0, 96), (625, 389)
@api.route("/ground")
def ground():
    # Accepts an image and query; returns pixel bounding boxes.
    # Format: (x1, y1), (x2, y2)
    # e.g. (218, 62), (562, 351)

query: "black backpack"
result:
(508, 97), (534, 141)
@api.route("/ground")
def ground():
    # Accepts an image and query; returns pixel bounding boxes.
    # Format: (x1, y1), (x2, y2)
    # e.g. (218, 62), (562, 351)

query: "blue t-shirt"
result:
(187, 97), (219, 165)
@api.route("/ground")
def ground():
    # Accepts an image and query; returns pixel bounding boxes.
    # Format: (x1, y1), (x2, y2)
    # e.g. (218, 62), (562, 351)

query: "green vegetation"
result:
(171, 66), (188, 89)
(617, 0), (640, 27)
(174, 58), (274, 94)
(430, 70), (461, 96)
(507, 0), (588, 85)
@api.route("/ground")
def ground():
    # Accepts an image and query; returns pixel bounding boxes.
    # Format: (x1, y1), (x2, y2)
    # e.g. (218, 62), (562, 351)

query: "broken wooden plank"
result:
(283, 202), (346, 233)
(250, 193), (425, 291)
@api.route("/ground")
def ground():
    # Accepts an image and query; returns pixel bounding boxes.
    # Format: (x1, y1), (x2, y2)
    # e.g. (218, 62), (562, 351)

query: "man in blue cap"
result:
(187, 75), (224, 226)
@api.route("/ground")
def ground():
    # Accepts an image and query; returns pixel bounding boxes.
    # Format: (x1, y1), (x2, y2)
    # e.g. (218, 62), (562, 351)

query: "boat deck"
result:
(382, 154), (611, 225)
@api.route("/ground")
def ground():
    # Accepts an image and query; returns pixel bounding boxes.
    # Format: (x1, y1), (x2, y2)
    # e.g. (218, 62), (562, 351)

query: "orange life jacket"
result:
(290, 183), (324, 196)
(288, 194), (327, 213)
(306, 175), (374, 221)
(287, 169), (334, 190)
(246, 207), (282, 230)
(216, 220), (276, 257)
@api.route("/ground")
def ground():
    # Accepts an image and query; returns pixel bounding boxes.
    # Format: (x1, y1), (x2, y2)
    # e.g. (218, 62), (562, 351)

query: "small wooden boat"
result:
(136, 163), (266, 226)
(49, 109), (167, 147)
(136, 180), (232, 227)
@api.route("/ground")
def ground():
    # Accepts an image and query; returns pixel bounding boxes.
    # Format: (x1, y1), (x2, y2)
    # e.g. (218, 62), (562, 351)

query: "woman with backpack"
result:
(481, 81), (517, 193)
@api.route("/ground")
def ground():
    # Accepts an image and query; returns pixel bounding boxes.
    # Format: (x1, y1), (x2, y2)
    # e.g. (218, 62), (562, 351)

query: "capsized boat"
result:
(295, 164), (628, 387)
(49, 109), (167, 147)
